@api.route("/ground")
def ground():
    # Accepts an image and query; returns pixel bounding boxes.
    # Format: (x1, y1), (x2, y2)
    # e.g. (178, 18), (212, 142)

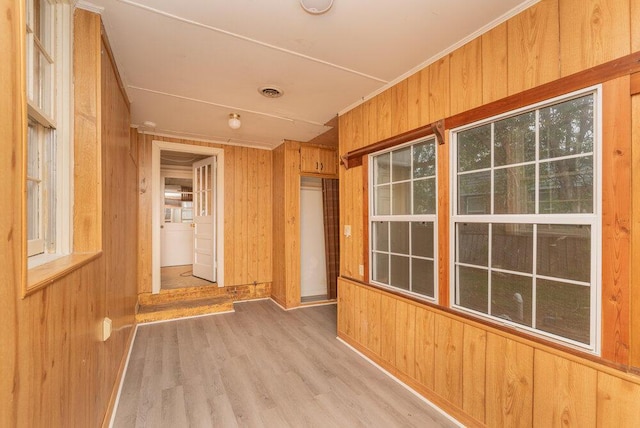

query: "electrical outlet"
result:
(102, 317), (112, 342)
(358, 264), (364, 276)
(344, 225), (351, 237)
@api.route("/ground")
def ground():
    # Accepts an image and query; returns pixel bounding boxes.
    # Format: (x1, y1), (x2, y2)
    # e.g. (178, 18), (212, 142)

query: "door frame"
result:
(152, 140), (225, 293)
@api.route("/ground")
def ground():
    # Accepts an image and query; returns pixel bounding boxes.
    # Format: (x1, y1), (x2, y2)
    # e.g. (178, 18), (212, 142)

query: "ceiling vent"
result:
(259, 86), (284, 98)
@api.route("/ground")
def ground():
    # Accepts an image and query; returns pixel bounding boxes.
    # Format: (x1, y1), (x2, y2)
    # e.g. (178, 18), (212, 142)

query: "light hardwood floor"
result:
(113, 300), (459, 427)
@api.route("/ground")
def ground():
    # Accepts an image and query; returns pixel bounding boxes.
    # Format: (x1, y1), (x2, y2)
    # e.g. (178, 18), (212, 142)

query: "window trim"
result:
(449, 85), (603, 354)
(26, 0), (74, 268)
(368, 136), (439, 302)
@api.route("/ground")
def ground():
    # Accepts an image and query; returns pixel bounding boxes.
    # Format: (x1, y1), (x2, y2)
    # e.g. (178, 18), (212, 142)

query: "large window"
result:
(369, 137), (437, 300)
(25, 0), (72, 264)
(451, 88), (600, 352)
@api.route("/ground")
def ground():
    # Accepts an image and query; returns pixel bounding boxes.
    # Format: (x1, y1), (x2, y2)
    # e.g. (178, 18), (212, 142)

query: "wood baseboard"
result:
(101, 324), (137, 428)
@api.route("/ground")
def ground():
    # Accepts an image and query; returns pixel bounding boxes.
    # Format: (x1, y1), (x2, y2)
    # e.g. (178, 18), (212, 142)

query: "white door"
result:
(192, 157), (216, 282)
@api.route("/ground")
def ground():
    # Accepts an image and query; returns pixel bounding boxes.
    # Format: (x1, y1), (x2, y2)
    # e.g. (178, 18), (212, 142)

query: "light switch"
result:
(358, 264), (364, 276)
(344, 225), (351, 237)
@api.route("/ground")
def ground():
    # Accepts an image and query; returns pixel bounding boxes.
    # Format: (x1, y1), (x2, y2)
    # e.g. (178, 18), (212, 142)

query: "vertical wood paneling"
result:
(271, 145), (285, 304)
(507, 0), (560, 94)
(481, 22), (509, 103)
(379, 293), (396, 366)
(73, 10), (102, 253)
(428, 57), (450, 121)
(633, 0), (640, 52)
(224, 146), (236, 285)
(362, 98), (378, 147)
(407, 72), (423, 130)
(338, 278), (355, 338)
(418, 68), (431, 126)
(247, 149), (259, 283)
(376, 89), (393, 141)
(284, 142), (300, 307)
(235, 147), (248, 284)
(365, 289), (381, 355)
(601, 77), (631, 364)
(449, 38), (483, 115)
(414, 306), (436, 390)
(559, 0), (631, 77)
(485, 334), (533, 427)
(257, 150), (272, 283)
(437, 134), (450, 306)
(394, 300), (416, 378)
(462, 325), (486, 423)
(392, 79), (409, 135)
(0, 0), (21, 422)
(5, 11), (138, 426)
(433, 315), (463, 407)
(533, 350), (597, 427)
(596, 372), (640, 426)
(631, 95), (640, 368)
(354, 284), (365, 345)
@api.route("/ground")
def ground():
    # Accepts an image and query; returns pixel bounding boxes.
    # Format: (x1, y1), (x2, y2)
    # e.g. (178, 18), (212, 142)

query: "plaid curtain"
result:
(322, 178), (340, 299)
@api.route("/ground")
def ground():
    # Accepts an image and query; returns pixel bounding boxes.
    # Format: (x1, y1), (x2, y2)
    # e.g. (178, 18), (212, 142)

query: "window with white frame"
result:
(451, 87), (600, 352)
(369, 137), (438, 300)
(25, 0), (72, 263)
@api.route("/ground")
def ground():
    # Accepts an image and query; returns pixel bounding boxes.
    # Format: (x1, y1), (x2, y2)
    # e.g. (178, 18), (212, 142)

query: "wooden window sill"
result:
(26, 251), (102, 297)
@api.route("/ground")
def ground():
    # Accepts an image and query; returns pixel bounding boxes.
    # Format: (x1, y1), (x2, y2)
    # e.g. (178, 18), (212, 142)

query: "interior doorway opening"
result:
(152, 141), (225, 294)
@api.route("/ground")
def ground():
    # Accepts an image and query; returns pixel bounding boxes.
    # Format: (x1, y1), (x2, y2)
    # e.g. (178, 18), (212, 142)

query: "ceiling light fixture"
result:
(228, 113), (241, 130)
(300, 0), (334, 15)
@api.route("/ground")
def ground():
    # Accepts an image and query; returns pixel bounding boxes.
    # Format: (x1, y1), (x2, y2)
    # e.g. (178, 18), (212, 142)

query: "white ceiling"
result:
(85, 0), (537, 149)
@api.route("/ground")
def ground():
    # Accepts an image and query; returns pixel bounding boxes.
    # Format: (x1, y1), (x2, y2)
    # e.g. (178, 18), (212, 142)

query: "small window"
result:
(25, 0), (72, 264)
(451, 88), (600, 352)
(369, 137), (438, 300)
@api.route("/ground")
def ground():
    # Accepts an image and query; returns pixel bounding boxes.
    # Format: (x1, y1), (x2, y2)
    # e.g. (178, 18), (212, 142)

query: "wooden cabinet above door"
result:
(300, 145), (337, 176)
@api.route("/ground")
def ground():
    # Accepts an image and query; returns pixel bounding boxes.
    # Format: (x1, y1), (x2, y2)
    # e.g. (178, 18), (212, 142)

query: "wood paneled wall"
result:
(338, 278), (640, 427)
(0, 8), (138, 427)
(338, 0), (640, 424)
(137, 135), (273, 293)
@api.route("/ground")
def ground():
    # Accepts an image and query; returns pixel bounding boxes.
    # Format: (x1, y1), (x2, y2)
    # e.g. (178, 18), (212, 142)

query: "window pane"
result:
(27, 121), (40, 178)
(373, 253), (389, 284)
(457, 124), (491, 172)
(375, 185), (390, 215)
(392, 182), (410, 215)
(391, 147), (412, 181)
(491, 272), (532, 327)
(492, 223), (533, 273)
(539, 95), (594, 160)
(412, 258), (434, 297)
(373, 221), (388, 252)
(36, 0), (53, 53)
(537, 224), (591, 283)
(390, 255), (410, 290)
(536, 279), (590, 344)
(411, 222), (434, 258)
(458, 266), (488, 314)
(413, 177), (435, 214)
(539, 156), (593, 214)
(390, 222), (409, 254)
(494, 111), (535, 166)
(413, 140), (436, 178)
(374, 153), (390, 184)
(458, 171), (490, 214)
(494, 165), (535, 214)
(27, 180), (40, 240)
(457, 223), (488, 266)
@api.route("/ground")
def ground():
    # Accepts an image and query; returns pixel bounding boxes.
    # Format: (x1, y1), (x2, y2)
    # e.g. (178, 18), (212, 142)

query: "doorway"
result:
(299, 176), (339, 303)
(152, 141), (225, 294)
